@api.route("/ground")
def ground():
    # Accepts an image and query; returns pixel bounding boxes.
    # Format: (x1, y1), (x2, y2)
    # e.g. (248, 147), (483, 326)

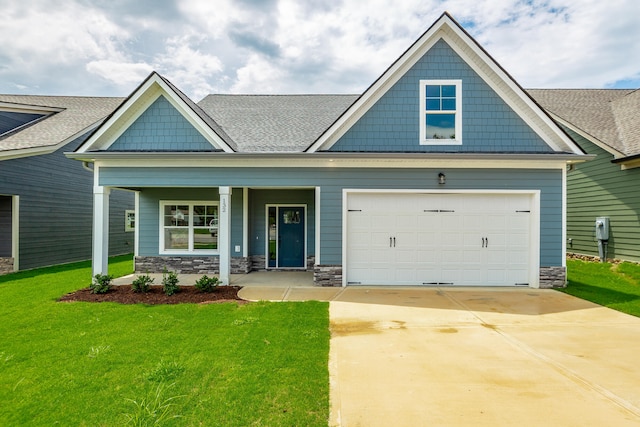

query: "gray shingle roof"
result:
(0, 95), (124, 153)
(197, 94), (359, 152)
(527, 89), (639, 157)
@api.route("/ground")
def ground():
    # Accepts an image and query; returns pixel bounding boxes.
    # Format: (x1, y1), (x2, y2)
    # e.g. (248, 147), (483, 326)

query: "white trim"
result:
(264, 204), (308, 269)
(12, 195), (19, 272)
(218, 187), (231, 285)
(134, 192), (140, 257)
(158, 200), (220, 255)
(420, 79), (462, 145)
(0, 102), (62, 114)
(0, 121), (104, 161)
(342, 188), (541, 288)
(92, 186), (111, 276)
(242, 187), (249, 258)
(87, 156), (575, 170)
(562, 166), (567, 269)
(315, 187), (321, 265)
(76, 73), (234, 154)
(307, 14), (583, 156)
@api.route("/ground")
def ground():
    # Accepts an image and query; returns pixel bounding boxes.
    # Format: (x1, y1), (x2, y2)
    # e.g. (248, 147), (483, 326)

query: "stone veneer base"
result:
(0, 257), (14, 275)
(539, 266), (566, 288)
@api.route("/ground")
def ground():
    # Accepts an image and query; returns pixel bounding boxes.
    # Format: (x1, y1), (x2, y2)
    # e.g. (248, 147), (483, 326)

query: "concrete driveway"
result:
(329, 287), (640, 426)
(239, 285), (640, 426)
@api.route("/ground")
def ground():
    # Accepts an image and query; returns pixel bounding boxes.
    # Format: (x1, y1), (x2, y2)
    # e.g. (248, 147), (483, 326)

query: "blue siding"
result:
(101, 166), (562, 267)
(108, 96), (215, 151)
(330, 39), (552, 153)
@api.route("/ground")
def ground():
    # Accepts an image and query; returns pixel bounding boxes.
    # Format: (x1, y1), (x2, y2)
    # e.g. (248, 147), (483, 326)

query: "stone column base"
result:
(0, 257), (14, 275)
(314, 265), (342, 287)
(539, 266), (566, 288)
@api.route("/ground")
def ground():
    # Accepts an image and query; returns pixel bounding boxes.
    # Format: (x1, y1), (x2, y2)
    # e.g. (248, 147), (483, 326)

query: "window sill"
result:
(420, 139), (462, 146)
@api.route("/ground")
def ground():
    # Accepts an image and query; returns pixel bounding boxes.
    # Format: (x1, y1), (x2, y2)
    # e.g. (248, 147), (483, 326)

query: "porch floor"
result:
(112, 270), (314, 288)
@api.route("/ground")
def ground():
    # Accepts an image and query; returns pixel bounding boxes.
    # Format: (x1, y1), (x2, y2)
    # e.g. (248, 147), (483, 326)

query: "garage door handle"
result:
(482, 237), (489, 248)
(393, 237), (396, 247)
(390, 237), (392, 247)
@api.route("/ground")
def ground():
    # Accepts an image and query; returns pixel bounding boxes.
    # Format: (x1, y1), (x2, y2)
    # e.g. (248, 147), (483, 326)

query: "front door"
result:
(267, 206), (306, 268)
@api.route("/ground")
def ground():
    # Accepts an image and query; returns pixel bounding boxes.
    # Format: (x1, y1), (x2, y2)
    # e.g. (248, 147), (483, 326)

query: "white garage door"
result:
(346, 192), (534, 286)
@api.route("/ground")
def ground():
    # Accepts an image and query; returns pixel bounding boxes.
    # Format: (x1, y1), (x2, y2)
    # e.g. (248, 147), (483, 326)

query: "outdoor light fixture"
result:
(438, 172), (446, 185)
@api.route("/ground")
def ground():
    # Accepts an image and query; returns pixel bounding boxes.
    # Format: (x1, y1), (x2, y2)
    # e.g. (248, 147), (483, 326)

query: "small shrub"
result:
(194, 275), (219, 293)
(162, 269), (180, 296)
(90, 274), (113, 294)
(132, 274), (154, 293)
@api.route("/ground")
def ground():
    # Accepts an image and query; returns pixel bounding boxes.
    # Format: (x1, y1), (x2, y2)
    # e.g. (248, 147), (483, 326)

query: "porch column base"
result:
(313, 265), (342, 287)
(0, 257), (14, 275)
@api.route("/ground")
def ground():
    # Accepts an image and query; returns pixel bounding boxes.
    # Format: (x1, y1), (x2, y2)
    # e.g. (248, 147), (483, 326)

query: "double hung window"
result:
(160, 202), (218, 253)
(420, 80), (462, 145)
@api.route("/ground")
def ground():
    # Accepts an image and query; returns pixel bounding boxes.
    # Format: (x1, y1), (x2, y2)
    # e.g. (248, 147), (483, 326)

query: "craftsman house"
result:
(69, 13), (588, 288)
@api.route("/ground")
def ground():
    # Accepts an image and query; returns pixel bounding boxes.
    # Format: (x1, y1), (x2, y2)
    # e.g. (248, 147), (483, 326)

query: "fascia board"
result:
(0, 121), (102, 161)
(548, 113), (625, 158)
(67, 152), (588, 170)
(0, 102), (63, 114)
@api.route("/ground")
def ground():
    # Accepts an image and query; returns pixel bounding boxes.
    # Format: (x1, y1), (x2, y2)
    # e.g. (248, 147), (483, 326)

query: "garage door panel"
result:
(346, 192), (533, 287)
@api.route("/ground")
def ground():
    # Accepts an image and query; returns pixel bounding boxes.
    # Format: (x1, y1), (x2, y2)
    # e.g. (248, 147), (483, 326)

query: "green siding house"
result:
(530, 89), (640, 262)
(70, 13), (588, 288)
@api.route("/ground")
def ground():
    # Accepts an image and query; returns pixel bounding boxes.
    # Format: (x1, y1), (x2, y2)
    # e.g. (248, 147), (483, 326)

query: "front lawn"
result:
(563, 259), (640, 317)
(0, 255), (329, 426)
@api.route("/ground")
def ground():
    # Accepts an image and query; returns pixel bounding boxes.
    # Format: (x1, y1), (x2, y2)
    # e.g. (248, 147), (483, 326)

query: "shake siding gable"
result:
(108, 95), (215, 152)
(329, 39), (553, 153)
(565, 127), (640, 262)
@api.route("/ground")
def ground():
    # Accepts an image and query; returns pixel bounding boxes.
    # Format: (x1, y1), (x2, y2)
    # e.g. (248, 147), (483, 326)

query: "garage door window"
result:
(420, 79), (462, 145)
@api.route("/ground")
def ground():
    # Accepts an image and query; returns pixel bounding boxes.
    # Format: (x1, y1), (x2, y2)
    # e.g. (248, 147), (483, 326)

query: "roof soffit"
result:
(307, 12), (584, 155)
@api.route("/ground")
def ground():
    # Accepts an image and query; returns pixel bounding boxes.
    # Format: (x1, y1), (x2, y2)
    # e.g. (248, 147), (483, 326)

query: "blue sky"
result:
(1, 0), (638, 100)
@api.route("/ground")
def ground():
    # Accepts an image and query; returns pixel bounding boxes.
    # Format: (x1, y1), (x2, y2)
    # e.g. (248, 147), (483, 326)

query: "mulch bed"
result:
(59, 285), (247, 305)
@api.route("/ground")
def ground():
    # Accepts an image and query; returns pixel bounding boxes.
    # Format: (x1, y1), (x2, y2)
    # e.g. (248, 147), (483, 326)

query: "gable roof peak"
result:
(75, 71), (237, 153)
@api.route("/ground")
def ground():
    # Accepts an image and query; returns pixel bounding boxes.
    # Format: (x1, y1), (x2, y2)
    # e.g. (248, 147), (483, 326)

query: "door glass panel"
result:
(268, 207), (276, 267)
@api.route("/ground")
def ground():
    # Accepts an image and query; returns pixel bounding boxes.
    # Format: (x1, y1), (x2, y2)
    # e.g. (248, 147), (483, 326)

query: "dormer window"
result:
(420, 80), (462, 145)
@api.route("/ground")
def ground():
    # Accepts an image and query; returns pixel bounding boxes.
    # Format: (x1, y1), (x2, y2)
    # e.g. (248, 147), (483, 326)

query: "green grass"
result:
(562, 259), (640, 317)
(0, 255), (329, 426)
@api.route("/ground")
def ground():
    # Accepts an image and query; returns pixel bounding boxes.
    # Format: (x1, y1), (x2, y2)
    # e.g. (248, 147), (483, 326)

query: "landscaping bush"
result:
(90, 273), (113, 294)
(162, 270), (180, 296)
(132, 274), (154, 293)
(194, 275), (219, 293)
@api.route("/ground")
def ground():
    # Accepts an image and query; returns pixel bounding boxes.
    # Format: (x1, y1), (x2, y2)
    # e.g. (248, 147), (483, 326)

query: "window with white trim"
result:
(420, 80), (462, 145)
(125, 210), (135, 232)
(160, 202), (219, 253)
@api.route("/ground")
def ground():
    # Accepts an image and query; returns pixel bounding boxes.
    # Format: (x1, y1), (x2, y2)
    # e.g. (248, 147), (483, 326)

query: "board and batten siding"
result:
(565, 127), (640, 262)
(0, 134), (134, 270)
(100, 166), (563, 267)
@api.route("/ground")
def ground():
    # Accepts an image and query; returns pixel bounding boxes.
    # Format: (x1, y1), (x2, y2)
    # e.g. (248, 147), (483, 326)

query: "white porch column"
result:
(92, 186), (110, 277)
(219, 186), (232, 285)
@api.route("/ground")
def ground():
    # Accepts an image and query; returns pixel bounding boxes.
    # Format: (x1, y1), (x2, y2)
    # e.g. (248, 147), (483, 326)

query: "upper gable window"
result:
(419, 80), (462, 145)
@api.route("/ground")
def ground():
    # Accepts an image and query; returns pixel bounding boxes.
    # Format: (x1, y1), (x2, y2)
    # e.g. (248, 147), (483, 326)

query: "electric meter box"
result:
(595, 217), (610, 241)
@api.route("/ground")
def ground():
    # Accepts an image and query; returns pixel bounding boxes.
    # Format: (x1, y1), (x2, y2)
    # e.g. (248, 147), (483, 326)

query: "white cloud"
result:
(85, 60), (154, 86)
(0, 0), (638, 96)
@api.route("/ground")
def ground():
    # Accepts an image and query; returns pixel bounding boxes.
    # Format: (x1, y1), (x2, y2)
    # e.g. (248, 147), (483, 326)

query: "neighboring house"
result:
(529, 89), (640, 262)
(69, 13), (588, 288)
(0, 95), (135, 274)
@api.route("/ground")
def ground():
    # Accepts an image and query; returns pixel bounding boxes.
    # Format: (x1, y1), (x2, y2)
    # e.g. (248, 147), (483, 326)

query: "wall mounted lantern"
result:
(438, 172), (446, 185)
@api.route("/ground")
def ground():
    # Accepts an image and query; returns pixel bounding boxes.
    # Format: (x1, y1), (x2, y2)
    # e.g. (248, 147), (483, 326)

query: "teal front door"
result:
(268, 206), (305, 268)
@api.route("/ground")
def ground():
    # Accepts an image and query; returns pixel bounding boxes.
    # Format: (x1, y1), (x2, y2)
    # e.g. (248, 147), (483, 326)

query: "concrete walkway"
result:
(241, 285), (640, 426)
